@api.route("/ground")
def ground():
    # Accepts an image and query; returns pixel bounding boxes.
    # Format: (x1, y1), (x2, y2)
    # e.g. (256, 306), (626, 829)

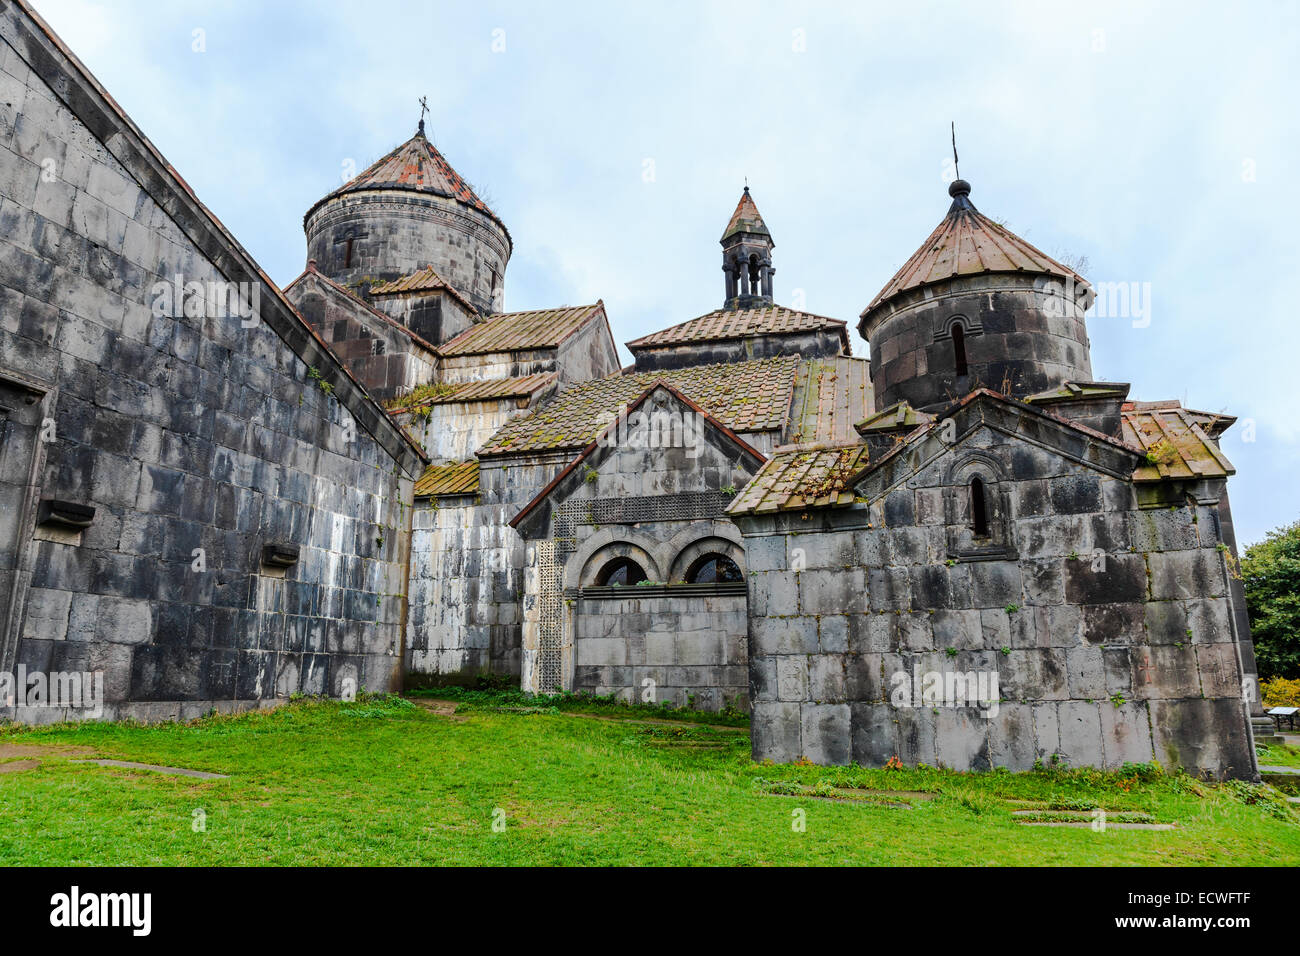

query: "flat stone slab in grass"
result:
(1258, 765), (1300, 774)
(70, 759), (228, 780)
(1017, 821), (1177, 830)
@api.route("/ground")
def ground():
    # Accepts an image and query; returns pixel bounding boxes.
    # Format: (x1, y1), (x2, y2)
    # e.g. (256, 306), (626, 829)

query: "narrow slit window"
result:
(344, 237), (355, 268)
(952, 324), (968, 376)
(970, 476), (989, 536)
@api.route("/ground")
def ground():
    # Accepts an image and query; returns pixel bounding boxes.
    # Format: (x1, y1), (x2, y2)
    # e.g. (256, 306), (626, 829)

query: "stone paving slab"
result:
(70, 759), (228, 780)
(1017, 822), (1176, 830)
(1258, 765), (1300, 774)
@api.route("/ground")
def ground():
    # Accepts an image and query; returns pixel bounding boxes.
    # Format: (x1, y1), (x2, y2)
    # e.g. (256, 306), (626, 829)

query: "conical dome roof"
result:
(306, 129), (505, 230)
(864, 180), (1087, 314)
(721, 186), (770, 241)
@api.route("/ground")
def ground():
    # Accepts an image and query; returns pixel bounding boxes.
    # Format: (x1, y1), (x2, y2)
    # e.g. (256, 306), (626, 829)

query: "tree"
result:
(1242, 520), (1300, 679)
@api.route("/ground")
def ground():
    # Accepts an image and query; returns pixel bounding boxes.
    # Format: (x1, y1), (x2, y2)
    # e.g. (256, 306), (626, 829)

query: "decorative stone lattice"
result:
(552, 491), (732, 554)
(536, 540), (563, 694)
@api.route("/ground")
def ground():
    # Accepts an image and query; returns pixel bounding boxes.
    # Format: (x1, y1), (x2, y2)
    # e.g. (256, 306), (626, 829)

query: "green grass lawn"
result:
(1, 695), (1297, 866)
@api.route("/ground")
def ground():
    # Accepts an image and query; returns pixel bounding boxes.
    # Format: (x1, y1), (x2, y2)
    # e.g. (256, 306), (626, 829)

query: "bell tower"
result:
(720, 186), (774, 309)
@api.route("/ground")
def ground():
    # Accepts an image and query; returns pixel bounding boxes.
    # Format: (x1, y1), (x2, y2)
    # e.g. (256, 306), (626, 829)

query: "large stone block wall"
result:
(404, 455), (564, 681)
(0, 22), (412, 721)
(554, 313), (620, 384)
(399, 398), (526, 463)
(513, 394), (762, 706)
(573, 593), (747, 710)
(735, 426), (1256, 779)
(406, 493), (520, 678)
(371, 289), (476, 349)
(304, 191), (509, 316)
(288, 273), (437, 401)
(630, 329), (845, 372)
(439, 348), (554, 385)
(865, 274), (1092, 411)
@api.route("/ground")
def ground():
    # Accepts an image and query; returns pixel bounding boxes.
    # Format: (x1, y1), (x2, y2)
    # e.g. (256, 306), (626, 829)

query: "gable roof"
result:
(284, 263), (441, 356)
(511, 381), (767, 529)
(786, 357), (874, 446)
(726, 442), (871, 516)
(304, 130), (506, 235)
(625, 305), (849, 351)
(367, 265), (478, 314)
(854, 400), (935, 435)
(6, 0), (426, 477)
(1024, 381), (1131, 406)
(479, 356), (800, 456)
(863, 180), (1089, 317)
(722, 186), (770, 241)
(414, 460), (480, 498)
(438, 302), (607, 356)
(1121, 402), (1236, 483)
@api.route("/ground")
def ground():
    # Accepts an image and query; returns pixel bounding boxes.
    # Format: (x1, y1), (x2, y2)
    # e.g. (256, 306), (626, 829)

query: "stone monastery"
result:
(0, 1), (1267, 778)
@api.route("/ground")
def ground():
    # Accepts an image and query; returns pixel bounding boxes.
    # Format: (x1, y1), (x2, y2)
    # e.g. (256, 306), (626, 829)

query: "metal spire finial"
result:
(951, 121), (960, 180)
(418, 96), (429, 136)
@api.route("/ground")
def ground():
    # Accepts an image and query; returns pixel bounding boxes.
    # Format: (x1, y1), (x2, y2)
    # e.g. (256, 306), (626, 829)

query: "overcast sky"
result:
(29, 0), (1300, 545)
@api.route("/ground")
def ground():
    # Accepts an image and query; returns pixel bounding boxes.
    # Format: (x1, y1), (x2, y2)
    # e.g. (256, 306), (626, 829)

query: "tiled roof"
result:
(368, 265), (477, 313)
(864, 180), (1087, 314)
(1121, 402), (1236, 483)
(510, 381), (768, 529)
(385, 373), (558, 411)
(726, 443), (871, 516)
(786, 357), (874, 445)
(414, 460), (479, 498)
(306, 132), (505, 232)
(480, 356), (800, 456)
(854, 401), (935, 435)
(626, 306), (847, 349)
(722, 187), (770, 241)
(439, 302), (605, 356)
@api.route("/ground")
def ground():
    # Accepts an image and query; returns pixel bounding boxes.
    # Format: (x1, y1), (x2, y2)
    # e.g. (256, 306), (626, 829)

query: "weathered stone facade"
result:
(0, 3), (422, 722)
(303, 130), (511, 316)
(732, 393), (1255, 777)
(511, 385), (763, 706)
(0, 2), (1261, 783)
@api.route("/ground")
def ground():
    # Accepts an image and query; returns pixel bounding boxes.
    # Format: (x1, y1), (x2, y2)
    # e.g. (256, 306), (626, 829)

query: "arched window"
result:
(748, 254), (760, 286)
(685, 553), (743, 584)
(970, 476), (989, 536)
(594, 557), (647, 587)
(344, 236), (355, 269)
(952, 323), (968, 376)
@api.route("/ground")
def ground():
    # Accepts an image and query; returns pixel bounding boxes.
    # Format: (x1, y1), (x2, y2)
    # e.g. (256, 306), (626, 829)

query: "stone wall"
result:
(399, 398), (526, 464)
(573, 592), (747, 710)
(865, 274), (1092, 412)
(406, 492), (520, 678)
(404, 455), (564, 682)
(0, 11), (416, 722)
(304, 191), (509, 316)
(287, 271), (438, 401)
(513, 387), (763, 706)
(371, 288), (476, 349)
(630, 329), (846, 372)
(735, 412), (1256, 779)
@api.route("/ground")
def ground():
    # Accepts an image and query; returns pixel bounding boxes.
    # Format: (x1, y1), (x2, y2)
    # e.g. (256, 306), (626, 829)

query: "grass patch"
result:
(1256, 744), (1300, 768)
(0, 697), (1296, 865)
(407, 685), (751, 727)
